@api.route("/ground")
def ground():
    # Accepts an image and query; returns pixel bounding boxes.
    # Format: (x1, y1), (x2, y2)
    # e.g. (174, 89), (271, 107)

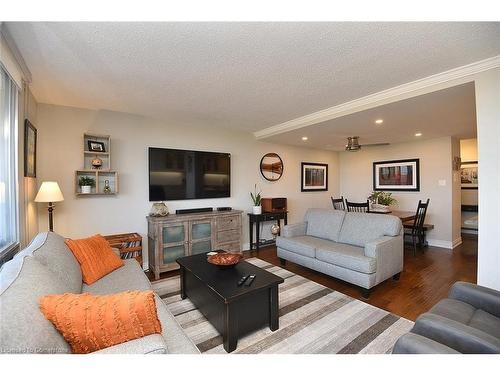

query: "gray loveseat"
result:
(0, 232), (199, 354)
(276, 209), (403, 297)
(393, 281), (500, 353)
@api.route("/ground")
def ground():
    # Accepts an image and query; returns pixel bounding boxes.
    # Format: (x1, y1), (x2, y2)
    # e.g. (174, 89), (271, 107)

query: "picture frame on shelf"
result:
(301, 162), (328, 192)
(87, 140), (106, 152)
(460, 161), (478, 190)
(24, 119), (37, 177)
(373, 158), (420, 192)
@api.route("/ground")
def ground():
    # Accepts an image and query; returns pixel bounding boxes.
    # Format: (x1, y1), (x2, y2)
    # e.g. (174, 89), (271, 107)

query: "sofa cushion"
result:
(413, 312), (500, 353)
(65, 234), (124, 285)
(29, 232), (83, 293)
(93, 333), (168, 354)
(276, 236), (338, 258)
(315, 242), (377, 274)
(82, 259), (151, 294)
(469, 309), (500, 339)
(154, 294), (200, 354)
(0, 256), (71, 354)
(304, 208), (345, 242)
(430, 298), (475, 325)
(40, 290), (162, 354)
(338, 212), (402, 247)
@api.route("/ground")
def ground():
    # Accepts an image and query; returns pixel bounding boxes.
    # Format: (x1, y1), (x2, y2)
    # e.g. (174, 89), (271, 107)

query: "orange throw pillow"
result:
(65, 234), (124, 284)
(40, 291), (162, 354)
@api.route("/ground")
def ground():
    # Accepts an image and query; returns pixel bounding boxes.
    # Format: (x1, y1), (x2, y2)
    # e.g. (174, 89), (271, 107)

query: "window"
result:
(0, 66), (19, 258)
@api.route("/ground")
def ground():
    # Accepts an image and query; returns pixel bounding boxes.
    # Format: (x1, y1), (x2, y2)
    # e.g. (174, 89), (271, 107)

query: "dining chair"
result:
(404, 199), (430, 256)
(345, 200), (370, 213)
(331, 196), (345, 210)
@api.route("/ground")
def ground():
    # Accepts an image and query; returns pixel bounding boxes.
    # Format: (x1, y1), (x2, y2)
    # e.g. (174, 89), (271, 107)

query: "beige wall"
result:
(339, 136), (461, 248)
(35, 104), (340, 267)
(475, 67), (500, 290)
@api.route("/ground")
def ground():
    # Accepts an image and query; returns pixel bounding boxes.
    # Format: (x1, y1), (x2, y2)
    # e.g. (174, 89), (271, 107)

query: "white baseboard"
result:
(426, 237), (462, 249)
(427, 239), (452, 249)
(452, 237), (463, 249)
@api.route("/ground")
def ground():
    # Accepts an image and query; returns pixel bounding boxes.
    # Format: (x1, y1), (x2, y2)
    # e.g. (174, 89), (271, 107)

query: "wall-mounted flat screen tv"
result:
(149, 147), (230, 201)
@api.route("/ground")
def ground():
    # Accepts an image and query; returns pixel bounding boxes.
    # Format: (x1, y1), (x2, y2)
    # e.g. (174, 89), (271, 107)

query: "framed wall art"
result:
(460, 161), (478, 190)
(24, 119), (37, 177)
(301, 162), (328, 192)
(373, 158), (420, 192)
(87, 140), (106, 152)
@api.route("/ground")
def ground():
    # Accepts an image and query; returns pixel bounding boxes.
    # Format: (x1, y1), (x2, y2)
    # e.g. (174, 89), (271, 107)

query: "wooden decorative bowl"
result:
(207, 252), (243, 268)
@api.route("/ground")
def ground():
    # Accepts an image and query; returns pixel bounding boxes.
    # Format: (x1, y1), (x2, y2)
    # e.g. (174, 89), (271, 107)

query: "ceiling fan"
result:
(345, 136), (389, 152)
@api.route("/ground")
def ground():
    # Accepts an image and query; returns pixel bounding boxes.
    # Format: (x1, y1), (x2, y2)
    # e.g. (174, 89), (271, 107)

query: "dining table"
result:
(371, 209), (416, 222)
(387, 210), (416, 222)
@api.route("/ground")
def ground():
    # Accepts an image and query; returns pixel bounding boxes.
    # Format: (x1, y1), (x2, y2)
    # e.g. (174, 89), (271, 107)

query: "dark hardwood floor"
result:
(148, 234), (477, 322)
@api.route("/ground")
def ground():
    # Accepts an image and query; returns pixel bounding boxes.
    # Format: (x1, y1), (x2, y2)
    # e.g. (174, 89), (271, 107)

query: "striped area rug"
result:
(152, 258), (413, 354)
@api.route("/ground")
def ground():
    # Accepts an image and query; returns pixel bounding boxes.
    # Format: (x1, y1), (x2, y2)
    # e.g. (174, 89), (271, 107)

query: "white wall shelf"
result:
(75, 133), (119, 196)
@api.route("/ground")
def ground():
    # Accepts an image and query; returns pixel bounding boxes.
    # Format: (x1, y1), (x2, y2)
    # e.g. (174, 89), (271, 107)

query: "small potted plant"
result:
(79, 176), (95, 194)
(250, 184), (262, 214)
(368, 191), (397, 212)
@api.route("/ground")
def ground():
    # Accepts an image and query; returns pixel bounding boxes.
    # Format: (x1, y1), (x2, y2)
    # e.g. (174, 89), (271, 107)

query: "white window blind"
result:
(0, 65), (18, 257)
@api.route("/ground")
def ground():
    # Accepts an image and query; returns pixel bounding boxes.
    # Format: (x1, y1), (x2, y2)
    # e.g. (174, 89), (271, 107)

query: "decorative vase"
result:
(252, 205), (262, 215)
(81, 185), (92, 194)
(150, 202), (169, 217)
(91, 156), (103, 169)
(103, 180), (112, 194)
(271, 224), (280, 237)
(371, 203), (390, 212)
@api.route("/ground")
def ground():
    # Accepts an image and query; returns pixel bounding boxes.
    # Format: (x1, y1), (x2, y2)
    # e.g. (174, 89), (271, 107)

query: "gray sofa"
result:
(0, 232), (199, 354)
(276, 209), (403, 297)
(393, 281), (500, 353)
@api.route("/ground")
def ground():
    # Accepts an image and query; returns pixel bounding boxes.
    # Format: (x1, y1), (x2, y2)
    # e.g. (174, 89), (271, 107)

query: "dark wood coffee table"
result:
(176, 252), (284, 352)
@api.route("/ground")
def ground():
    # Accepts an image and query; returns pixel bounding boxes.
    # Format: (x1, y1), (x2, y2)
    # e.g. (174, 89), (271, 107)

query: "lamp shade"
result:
(35, 181), (64, 202)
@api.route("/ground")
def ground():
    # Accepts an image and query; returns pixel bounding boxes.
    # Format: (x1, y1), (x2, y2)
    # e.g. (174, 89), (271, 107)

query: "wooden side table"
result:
(247, 211), (288, 251)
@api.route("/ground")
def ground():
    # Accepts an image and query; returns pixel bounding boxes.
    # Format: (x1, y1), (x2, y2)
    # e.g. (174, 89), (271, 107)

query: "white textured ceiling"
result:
(5, 22), (500, 132)
(265, 82), (477, 150)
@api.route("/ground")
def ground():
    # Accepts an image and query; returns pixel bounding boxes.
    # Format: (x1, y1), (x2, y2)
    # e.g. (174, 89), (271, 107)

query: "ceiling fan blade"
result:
(360, 143), (390, 147)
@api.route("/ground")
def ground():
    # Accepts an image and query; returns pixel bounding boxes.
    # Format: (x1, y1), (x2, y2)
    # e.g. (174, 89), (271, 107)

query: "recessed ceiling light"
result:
(415, 132), (422, 137)
(375, 119), (384, 124)
(302, 136), (308, 141)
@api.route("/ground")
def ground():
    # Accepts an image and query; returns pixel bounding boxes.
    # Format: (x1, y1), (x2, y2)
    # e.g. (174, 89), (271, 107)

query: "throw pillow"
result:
(65, 234), (124, 284)
(39, 290), (162, 353)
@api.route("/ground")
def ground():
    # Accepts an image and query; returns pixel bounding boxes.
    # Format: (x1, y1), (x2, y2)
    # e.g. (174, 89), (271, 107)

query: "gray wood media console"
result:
(147, 210), (243, 280)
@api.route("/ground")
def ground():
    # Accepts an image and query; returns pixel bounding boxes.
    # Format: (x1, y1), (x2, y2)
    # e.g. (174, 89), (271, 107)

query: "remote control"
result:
(237, 275), (249, 286)
(244, 274), (256, 286)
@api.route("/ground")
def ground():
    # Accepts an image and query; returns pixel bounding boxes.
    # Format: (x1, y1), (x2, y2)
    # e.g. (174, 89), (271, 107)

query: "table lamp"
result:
(35, 181), (64, 232)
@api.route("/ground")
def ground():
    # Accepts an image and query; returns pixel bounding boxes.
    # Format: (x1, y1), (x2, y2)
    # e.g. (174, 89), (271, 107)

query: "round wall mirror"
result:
(260, 153), (284, 181)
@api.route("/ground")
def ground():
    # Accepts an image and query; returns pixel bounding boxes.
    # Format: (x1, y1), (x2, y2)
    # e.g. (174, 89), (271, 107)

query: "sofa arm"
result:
(393, 332), (460, 354)
(364, 236), (401, 258)
(412, 313), (500, 354)
(92, 334), (168, 354)
(282, 222), (307, 238)
(364, 235), (403, 283)
(449, 281), (500, 317)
